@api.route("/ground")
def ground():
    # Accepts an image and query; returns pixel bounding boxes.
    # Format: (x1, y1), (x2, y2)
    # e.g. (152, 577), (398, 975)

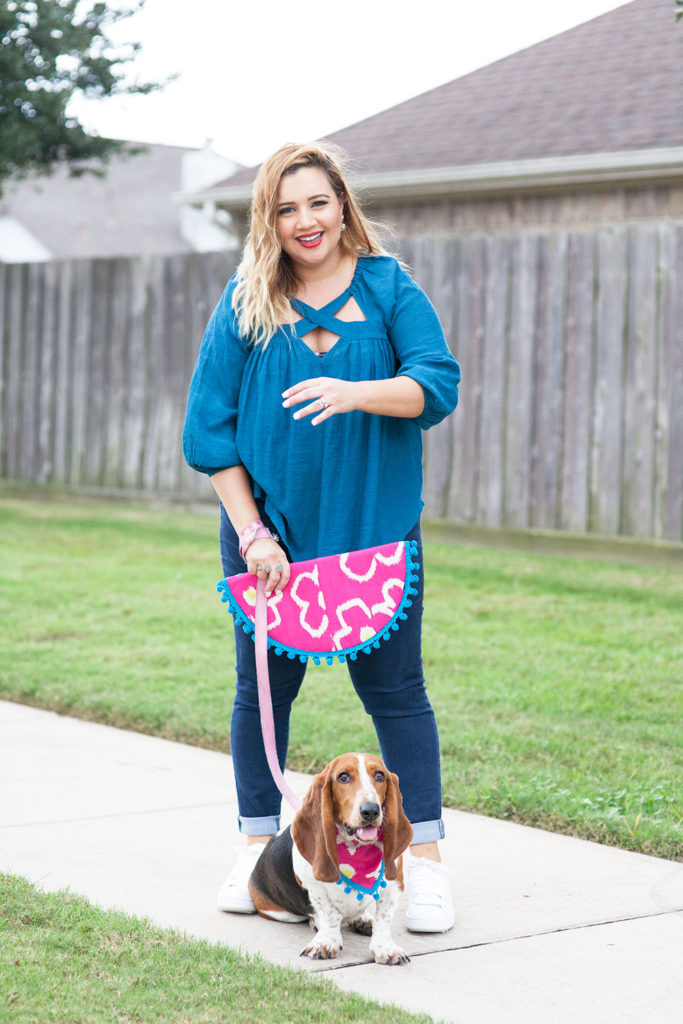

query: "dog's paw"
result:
(370, 941), (410, 966)
(351, 915), (373, 936)
(300, 937), (342, 960)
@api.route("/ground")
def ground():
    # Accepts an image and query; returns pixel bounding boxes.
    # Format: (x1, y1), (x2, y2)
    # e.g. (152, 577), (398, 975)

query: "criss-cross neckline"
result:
(290, 284), (354, 334)
(291, 290), (371, 358)
(287, 259), (368, 354)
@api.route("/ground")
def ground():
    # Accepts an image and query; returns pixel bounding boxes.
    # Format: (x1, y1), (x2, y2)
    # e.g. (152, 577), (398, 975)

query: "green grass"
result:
(1, 495), (682, 860)
(0, 875), (434, 1024)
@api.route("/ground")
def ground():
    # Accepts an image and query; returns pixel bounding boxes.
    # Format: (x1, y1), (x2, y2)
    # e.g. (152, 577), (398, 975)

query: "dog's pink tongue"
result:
(356, 826), (379, 841)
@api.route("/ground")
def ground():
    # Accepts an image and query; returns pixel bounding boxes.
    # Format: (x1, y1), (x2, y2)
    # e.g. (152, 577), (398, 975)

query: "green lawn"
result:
(0, 875), (434, 1024)
(1, 495), (681, 860)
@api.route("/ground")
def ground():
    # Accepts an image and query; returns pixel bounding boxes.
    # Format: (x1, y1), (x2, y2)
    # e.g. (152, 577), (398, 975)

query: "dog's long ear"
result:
(291, 765), (340, 883)
(382, 770), (413, 881)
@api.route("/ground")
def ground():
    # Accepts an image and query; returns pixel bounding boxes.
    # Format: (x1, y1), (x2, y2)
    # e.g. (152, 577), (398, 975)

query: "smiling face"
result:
(276, 164), (345, 275)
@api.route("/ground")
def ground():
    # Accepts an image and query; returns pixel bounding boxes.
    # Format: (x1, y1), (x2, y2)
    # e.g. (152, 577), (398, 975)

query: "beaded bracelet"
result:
(238, 519), (273, 562)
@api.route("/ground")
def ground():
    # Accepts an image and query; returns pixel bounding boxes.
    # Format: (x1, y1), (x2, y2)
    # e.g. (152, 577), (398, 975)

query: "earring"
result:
(341, 213), (346, 231)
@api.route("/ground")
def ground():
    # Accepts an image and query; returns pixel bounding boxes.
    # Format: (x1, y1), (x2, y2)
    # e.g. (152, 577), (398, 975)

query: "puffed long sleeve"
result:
(387, 262), (461, 430)
(182, 278), (249, 475)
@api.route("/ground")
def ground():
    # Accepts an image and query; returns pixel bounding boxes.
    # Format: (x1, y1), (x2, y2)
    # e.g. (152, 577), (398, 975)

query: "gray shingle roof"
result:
(224, 0), (681, 189)
(1, 143), (197, 259)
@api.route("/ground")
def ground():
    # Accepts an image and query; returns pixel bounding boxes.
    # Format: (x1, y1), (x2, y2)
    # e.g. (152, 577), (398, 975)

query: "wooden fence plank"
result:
(652, 224), (673, 540)
(422, 237), (457, 518)
(4, 264), (26, 478)
(69, 260), (93, 485)
(590, 228), (628, 536)
(122, 256), (150, 489)
(52, 261), (74, 484)
(21, 263), (43, 481)
(160, 253), (192, 495)
(448, 236), (485, 523)
(180, 254), (207, 502)
(151, 255), (176, 493)
(476, 235), (510, 526)
(84, 259), (111, 486)
(504, 233), (538, 529)
(139, 256), (164, 492)
(560, 231), (595, 533)
(530, 233), (568, 529)
(36, 261), (58, 484)
(102, 259), (131, 489)
(663, 225), (683, 540)
(622, 225), (659, 538)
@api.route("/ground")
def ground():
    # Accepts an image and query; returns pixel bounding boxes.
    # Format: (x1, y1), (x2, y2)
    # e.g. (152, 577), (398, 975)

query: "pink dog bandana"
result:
(218, 540), (419, 663)
(336, 827), (386, 901)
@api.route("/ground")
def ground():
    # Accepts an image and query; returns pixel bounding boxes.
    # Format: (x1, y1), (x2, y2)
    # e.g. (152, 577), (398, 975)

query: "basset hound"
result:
(248, 753), (413, 965)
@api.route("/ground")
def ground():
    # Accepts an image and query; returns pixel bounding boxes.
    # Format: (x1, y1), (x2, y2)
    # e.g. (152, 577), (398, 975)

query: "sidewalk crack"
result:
(312, 908), (683, 972)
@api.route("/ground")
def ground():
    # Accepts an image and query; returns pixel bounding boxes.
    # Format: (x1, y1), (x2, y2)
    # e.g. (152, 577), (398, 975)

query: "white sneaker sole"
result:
(405, 916), (454, 933)
(217, 895), (257, 914)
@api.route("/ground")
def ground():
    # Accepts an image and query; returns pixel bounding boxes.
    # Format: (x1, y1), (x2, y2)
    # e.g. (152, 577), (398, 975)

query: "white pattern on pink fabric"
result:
(290, 564), (329, 638)
(339, 543), (404, 582)
(332, 597), (373, 651)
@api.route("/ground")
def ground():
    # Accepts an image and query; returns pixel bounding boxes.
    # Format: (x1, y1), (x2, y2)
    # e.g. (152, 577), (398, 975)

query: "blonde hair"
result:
(232, 142), (389, 345)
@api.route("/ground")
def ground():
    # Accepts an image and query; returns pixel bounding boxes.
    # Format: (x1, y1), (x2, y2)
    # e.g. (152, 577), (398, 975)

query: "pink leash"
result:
(254, 578), (303, 811)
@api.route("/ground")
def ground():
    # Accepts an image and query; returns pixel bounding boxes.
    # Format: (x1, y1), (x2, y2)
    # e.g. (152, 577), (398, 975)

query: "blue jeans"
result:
(219, 506), (445, 844)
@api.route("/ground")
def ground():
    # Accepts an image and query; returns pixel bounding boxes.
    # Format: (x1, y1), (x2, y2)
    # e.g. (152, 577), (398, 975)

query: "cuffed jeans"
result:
(219, 506), (445, 845)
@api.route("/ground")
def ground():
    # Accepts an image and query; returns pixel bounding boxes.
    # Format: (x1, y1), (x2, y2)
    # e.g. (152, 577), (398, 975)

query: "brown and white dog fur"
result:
(248, 753), (413, 965)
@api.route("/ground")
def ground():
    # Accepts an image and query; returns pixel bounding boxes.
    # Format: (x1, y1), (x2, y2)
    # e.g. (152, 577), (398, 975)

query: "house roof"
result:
(203, 0), (681, 204)
(1, 143), (204, 260)
(326, 0), (681, 174)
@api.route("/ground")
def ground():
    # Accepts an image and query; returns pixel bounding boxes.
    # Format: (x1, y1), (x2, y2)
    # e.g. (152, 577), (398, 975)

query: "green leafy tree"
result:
(677, 1), (683, 21)
(0, 0), (163, 194)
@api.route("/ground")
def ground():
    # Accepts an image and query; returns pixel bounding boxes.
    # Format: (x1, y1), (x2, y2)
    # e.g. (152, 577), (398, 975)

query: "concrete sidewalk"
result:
(1, 700), (681, 1023)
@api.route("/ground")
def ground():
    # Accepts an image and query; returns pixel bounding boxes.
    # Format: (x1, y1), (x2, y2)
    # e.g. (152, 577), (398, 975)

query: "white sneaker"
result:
(405, 854), (455, 933)
(217, 844), (266, 914)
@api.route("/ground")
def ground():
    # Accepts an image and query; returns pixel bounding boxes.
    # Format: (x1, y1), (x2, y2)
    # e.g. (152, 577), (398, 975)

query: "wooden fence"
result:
(1, 224), (681, 541)
(0, 251), (235, 504)
(403, 225), (682, 543)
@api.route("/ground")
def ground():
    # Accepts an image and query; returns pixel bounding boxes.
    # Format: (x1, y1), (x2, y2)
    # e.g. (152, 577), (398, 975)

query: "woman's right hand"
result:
(246, 537), (291, 595)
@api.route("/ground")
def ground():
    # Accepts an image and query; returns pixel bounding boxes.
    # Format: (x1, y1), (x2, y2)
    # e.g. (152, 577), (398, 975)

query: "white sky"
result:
(71, 0), (635, 167)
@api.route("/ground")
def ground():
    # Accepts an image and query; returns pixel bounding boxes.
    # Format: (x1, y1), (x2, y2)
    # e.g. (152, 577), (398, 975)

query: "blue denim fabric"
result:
(219, 506), (444, 844)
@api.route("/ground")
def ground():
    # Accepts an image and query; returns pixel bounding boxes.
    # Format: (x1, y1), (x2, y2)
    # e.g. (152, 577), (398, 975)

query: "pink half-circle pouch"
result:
(217, 540), (420, 664)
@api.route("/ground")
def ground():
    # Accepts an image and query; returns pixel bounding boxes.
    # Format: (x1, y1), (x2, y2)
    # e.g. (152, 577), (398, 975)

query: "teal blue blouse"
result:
(182, 255), (460, 561)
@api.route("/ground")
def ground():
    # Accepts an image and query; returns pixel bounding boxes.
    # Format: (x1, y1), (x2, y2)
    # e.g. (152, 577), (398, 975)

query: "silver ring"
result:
(264, 563), (272, 573)
(275, 562), (284, 573)
(256, 564), (264, 573)
(320, 397), (328, 409)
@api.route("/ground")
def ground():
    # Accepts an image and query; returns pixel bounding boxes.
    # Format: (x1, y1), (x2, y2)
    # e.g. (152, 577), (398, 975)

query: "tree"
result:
(677, 1), (683, 22)
(0, 0), (163, 194)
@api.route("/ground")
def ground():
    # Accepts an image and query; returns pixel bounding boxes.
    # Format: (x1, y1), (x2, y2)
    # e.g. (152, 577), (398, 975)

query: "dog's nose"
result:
(360, 802), (380, 822)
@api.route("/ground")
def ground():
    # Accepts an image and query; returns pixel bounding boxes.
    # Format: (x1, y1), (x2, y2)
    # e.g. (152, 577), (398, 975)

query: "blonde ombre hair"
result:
(232, 142), (389, 345)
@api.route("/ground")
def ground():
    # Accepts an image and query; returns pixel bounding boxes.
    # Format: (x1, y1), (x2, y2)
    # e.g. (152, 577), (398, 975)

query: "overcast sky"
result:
(71, 0), (635, 167)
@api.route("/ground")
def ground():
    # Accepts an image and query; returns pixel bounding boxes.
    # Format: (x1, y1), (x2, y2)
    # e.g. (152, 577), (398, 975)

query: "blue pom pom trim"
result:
(335, 859), (387, 901)
(216, 540), (419, 663)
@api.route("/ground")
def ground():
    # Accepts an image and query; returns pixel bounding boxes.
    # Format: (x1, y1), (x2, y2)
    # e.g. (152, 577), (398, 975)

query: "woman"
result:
(183, 141), (461, 933)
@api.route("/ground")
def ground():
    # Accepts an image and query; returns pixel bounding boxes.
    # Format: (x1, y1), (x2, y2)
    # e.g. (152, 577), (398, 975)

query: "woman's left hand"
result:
(282, 377), (357, 425)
